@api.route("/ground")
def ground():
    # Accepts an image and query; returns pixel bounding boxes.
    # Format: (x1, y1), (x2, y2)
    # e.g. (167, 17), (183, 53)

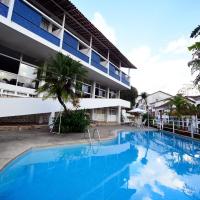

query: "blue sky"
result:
(71, 0), (200, 95)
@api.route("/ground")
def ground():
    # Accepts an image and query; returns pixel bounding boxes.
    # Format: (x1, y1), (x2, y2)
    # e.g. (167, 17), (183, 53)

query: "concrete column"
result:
(48, 112), (55, 128)
(107, 87), (110, 99)
(118, 90), (121, 99)
(89, 36), (93, 65)
(107, 50), (110, 68)
(38, 63), (47, 97)
(59, 13), (66, 49)
(91, 109), (95, 121)
(106, 108), (110, 122)
(117, 106), (121, 124)
(92, 81), (96, 98)
(7, 0), (15, 21)
(128, 68), (130, 76)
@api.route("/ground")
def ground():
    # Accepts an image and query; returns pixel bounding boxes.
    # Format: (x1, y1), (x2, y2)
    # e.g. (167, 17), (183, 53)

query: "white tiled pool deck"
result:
(0, 125), (157, 171)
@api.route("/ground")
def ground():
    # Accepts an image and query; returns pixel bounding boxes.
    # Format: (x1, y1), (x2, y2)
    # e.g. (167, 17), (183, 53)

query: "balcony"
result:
(12, 0), (60, 46)
(91, 51), (108, 73)
(109, 63), (120, 81)
(0, 0), (131, 89)
(62, 31), (89, 63)
(121, 72), (130, 86)
(0, 2), (8, 17)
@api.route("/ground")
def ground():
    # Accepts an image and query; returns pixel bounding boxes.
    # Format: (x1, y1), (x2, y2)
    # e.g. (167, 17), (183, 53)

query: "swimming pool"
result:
(0, 130), (200, 200)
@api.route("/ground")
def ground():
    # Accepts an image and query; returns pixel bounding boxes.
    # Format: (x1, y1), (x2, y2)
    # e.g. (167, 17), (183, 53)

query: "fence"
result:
(149, 118), (200, 138)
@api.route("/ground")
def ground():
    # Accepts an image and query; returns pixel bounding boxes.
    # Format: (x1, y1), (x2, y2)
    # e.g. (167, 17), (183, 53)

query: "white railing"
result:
(150, 118), (200, 138)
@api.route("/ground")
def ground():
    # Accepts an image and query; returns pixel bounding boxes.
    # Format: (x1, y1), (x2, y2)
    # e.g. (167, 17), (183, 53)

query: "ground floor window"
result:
(0, 54), (38, 89)
(95, 83), (107, 98)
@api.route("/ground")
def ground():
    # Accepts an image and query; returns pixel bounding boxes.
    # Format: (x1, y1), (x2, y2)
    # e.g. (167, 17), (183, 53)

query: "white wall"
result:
(0, 97), (130, 117)
(136, 91), (172, 110)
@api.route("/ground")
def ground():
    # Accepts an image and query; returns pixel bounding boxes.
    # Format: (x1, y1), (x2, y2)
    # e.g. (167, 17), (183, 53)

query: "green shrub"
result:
(53, 110), (90, 133)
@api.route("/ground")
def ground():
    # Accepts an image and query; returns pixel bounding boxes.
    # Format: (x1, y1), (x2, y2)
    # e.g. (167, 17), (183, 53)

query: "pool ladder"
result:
(85, 128), (101, 145)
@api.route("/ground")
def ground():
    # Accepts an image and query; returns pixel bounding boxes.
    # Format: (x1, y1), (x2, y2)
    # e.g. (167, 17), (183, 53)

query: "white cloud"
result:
(128, 148), (190, 197)
(91, 12), (117, 45)
(127, 37), (197, 95)
(163, 36), (197, 54)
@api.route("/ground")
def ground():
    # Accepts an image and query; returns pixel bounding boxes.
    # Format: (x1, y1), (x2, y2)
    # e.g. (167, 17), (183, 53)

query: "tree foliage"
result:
(190, 25), (200, 38)
(36, 53), (87, 112)
(53, 110), (90, 133)
(120, 86), (138, 107)
(188, 25), (200, 86)
(140, 92), (148, 106)
(169, 94), (197, 117)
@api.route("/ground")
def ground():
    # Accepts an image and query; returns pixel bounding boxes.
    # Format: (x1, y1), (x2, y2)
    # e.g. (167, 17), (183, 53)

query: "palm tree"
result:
(190, 25), (200, 38)
(140, 92), (148, 109)
(138, 92), (149, 126)
(169, 94), (187, 117)
(169, 94), (196, 117)
(188, 25), (200, 86)
(36, 53), (87, 113)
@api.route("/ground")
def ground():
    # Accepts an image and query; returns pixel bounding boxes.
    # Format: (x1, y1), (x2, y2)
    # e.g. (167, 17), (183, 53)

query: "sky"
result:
(71, 0), (200, 95)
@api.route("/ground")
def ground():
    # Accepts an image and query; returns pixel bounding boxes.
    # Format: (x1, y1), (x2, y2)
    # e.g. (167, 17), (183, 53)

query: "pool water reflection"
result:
(0, 131), (200, 200)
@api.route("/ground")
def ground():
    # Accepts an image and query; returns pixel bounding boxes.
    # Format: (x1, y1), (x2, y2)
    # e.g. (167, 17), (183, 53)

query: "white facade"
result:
(136, 91), (172, 110)
(0, 0), (134, 124)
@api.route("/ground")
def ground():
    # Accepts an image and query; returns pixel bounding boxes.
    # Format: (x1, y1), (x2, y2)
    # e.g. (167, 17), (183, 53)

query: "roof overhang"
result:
(26, 0), (137, 69)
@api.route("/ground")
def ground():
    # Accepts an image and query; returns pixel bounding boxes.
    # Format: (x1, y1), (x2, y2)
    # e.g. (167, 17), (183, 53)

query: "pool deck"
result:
(0, 125), (157, 171)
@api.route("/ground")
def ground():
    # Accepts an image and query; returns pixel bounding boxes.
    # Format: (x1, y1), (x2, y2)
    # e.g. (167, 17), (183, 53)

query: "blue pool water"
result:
(0, 131), (200, 200)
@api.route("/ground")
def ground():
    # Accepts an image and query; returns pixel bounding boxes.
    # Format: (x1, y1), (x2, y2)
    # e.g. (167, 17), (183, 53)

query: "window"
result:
(82, 84), (91, 94)
(17, 76), (36, 89)
(0, 71), (17, 85)
(78, 42), (89, 56)
(95, 83), (107, 98)
(100, 56), (108, 67)
(22, 55), (42, 66)
(40, 18), (50, 31)
(0, 0), (10, 6)
(0, 54), (20, 74)
(0, 45), (20, 59)
(110, 108), (117, 115)
(40, 17), (61, 37)
(109, 90), (117, 98)
(18, 63), (37, 80)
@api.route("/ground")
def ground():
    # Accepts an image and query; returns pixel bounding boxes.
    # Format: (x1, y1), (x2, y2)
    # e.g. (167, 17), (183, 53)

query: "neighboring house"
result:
(0, 0), (136, 124)
(136, 91), (172, 114)
(136, 91), (199, 119)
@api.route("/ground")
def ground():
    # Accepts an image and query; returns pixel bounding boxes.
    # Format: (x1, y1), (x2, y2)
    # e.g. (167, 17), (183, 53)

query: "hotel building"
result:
(0, 0), (136, 124)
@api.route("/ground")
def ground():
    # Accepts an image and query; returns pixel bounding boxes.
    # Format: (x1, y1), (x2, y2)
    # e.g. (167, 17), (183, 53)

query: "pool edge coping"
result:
(0, 127), (159, 172)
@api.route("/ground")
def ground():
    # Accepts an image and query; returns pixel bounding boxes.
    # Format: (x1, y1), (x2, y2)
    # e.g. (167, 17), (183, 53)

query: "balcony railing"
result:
(0, 2), (8, 17)
(7, 0), (131, 87)
(109, 63), (120, 81)
(62, 31), (89, 63)
(12, 0), (60, 46)
(121, 72), (130, 86)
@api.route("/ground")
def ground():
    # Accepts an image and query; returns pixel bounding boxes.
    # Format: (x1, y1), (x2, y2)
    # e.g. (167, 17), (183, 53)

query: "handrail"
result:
(85, 128), (101, 145)
(93, 128), (101, 142)
(149, 118), (200, 138)
(87, 129), (93, 145)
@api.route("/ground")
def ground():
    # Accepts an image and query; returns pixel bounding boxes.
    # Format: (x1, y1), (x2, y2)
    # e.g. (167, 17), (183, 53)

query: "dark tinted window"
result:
(0, 45), (20, 59)
(23, 55), (42, 66)
(0, 55), (20, 74)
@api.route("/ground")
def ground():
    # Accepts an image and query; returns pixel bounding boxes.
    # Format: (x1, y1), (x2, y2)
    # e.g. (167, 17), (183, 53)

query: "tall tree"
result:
(140, 92), (148, 107)
(36, 53), (87, 112)
(120, 86), (138, 108)
(169, 94), (195, 117)
(188, 25), (200, 86)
